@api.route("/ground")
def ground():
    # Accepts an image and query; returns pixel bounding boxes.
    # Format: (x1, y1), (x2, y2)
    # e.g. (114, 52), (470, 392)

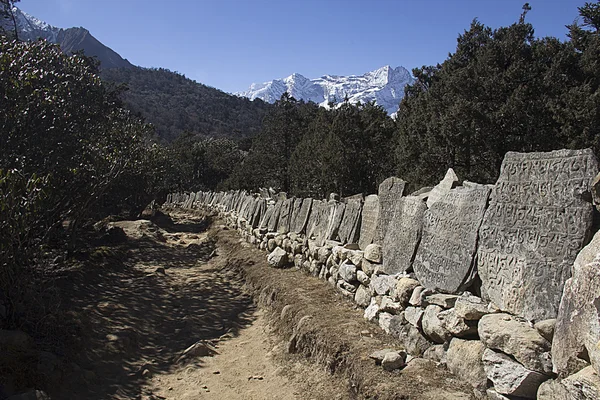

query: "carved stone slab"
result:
(277, 198), (294, 234)
(382, 196), (427, 274)
(325, 202), (346, 242)
(292, 198), (312, 234)
(259, 204), (274, 231)
(267, 199), (283, 232)
(478, 149), (598, 321)
(338, 199), (362, 244)
(377, 177), (407, 243)
(359, 195), (380, 250)
(413, 183), (491, 293)
(250, 198), (265, 228)
(306, 199), (324, 240)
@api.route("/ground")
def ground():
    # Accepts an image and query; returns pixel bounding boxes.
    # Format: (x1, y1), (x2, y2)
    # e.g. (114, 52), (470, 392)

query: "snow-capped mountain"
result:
(1, 6), (132, 69)
(236, 66), (414, 115)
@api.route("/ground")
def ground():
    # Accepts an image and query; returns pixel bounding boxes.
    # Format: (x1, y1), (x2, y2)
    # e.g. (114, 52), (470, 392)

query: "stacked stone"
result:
(164, 148), (600, 400)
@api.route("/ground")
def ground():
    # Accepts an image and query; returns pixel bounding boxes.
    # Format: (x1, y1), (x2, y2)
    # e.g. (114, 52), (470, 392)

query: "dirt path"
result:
(52, 212), (343, 400)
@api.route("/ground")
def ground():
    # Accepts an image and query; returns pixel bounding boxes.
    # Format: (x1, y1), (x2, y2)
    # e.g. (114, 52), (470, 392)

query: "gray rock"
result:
(414, 183), (491, 293)
(338, 198), (362, 244)
(356, 270), (370, 285)
(364, 244), (382, 263)
(537, 366), (600, 400)
(382, 196), (427, 274)
(446, 338), (487, 392)
(347, 250), (364, 267)
(358, 195), (380, 250)
(337, 280), (357, 294)
(364, 298), (380, 321)
(361, 259), (376, 276)
(392, 323), (432, 356)
(338, 261), (357, 283)
(267, 247), (288, 268)
(369, 348), (396, 363)
(422, 305), (451, 344)
(382, 351), (407, 371)
(267, 238), (276, 252)
(535, 319), (556, 343)
(380, 296), (403, 314)
(439, 308), (478, 338)
(483, 348), (549, 398)
(404, 307), (424, 328)
(267, 199), (283, 232)
(423, 344), (447, 364)
(354, 285), (371, 308)
(427, 168), (459, 208)
(293, 198), (313, 234)
(479, 313), (552, 374)
(409, 286), (425, 306)
(377, 177), (407, 243)
(423, 293), (459, 309)
(393, 277), (420, 305)
(478, 149), (598, 321)
(379, 312), (394, 334)
(325, 201), (346, 242)
(370, 274), (396, 296)
(454, 294), (490, 320)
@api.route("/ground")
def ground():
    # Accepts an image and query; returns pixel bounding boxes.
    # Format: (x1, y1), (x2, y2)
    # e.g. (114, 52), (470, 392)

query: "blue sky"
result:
(19, 0), (589, 93)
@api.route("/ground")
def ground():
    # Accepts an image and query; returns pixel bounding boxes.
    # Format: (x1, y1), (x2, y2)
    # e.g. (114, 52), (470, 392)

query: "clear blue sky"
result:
(19, 0), (589, 94)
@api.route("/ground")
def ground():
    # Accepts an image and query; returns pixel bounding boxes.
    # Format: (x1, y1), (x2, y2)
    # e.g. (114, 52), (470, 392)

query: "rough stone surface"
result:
(446, 338), (487, 392)
(478, 149), (598, 321)
(423, 344), (447, 364)
(378, 312), (394, 334)
(364, 244), (382, 263)
(409, 286), (425, 306)
(292, 198), (313, 234)
(423, 294), (459, 309)
(356, 270), (369, 285)
(483, 348), (549, 398)
(364, 298), (380, 321)
(414, 183), (491, 293)
(552, 249), (600, 377)
(267, 247), (288, 268)
(404, 307), (424, 328)
(422, 305), (450, 344)
(338, 199), (362, 244)
(392, 323), (432, 357)
(338, 261), (357, 283)
(325, 202), (346, 242)
(479, 313), (552, 374)
(393, 277), (420, 305)
(538, 366), (600, 400)
(382, 196), (427, 274)
(454, 293), (490, 320)
(358, 195), (380, 250)
(377, 177), (407, 243)
(534, 319), (556, 343)
(354, 285), (371, 308)
(370, 275), (396, 296)
(369, 348), (396, 363)
(439, 308), (478, 338)
(379, 296), (403, 314)
(382, 351), (407, 371)
(267, 200), (283, 232)
(427, 168), (459, 208)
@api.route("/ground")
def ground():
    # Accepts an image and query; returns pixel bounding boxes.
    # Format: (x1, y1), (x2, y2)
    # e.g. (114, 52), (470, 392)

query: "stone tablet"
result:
(251, 198), (266, 228)
(292, 198), (312, 234)
(478, 149), (598, 321)
(382, 196), (427, 275)
(259, 204), (274, 231)
(325, 202), (346, 242)
(267, 200), (283, 232)
(413, 183), (491, 293)
(338, 199), (362, 244)
(277, 198), (294, 234)
(359, 195), (380, 250)
(306, 200), (325, 240)
(377, 177), (407, 243)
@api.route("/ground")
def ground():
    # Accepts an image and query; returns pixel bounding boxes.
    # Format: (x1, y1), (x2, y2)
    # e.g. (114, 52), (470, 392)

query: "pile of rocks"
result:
(165, 148), (600, 399)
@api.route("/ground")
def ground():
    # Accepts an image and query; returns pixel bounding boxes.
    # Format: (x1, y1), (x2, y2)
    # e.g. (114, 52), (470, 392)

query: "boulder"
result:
(370, 274), (396, 296)
(552, 237), (600, 377)
(409, 286), (425, 306)
(382, 351), (407, 371)
(391, 322), (432, 357)
(267, 247), (288, 268)
(393, 277), (420, 305)
(483, 348), (549, 398)
(479, 313), (552, 374)
(378, 312), (394, 334)
(364, 298), (380, 321)
(354, 285), (371, 308)
(369, 348), (396, 364)
(537, 366), (600, 400)
(380, 296), (403, 314)
(423, 344), (447, 364)
(534, 319), (556, 343)
(356, 270), (370, 285)
(423, 293), (459, 309)
(364, 244), (382, 263)
(422, 305), (451, 344)
(338, 261), (357, 283)
(446, 338), (487, 392)
(439, 308), (478, 338)
(454, 293), (490, 320)
(404, 306), (424, 328)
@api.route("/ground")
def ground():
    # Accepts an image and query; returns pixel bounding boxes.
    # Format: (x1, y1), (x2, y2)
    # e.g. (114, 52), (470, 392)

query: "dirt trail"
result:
(53, 212), (342, 400)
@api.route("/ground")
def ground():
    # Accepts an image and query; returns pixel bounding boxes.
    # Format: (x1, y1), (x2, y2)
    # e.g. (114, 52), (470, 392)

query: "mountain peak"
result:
(236, 66), (414, 115)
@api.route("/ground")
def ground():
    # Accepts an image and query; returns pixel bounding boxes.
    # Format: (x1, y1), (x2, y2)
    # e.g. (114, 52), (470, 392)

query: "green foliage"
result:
(395, 2), (600, 189)
(100, 66), (272, 142)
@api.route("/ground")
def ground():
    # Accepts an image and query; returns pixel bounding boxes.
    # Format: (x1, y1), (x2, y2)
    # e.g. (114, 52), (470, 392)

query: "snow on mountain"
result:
(1, 6), (132, 69)
(236, 66), (414, 115)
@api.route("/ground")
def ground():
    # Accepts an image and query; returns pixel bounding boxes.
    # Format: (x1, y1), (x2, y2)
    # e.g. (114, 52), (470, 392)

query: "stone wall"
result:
(164, 149), (600, 399)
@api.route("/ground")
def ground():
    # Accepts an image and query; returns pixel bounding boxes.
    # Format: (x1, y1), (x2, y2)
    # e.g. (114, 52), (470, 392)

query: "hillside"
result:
(101, 67), (272, 142)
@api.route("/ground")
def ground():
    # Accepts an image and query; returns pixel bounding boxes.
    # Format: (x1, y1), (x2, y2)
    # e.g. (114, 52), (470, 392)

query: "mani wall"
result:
(165, 148), (600, 399)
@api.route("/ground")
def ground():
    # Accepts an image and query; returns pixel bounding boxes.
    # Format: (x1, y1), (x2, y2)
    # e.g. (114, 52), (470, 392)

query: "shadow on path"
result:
(55, 216), (254, 400)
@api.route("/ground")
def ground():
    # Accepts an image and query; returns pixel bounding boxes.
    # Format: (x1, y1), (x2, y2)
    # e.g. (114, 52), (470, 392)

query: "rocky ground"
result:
(3, 210), (474, 399)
